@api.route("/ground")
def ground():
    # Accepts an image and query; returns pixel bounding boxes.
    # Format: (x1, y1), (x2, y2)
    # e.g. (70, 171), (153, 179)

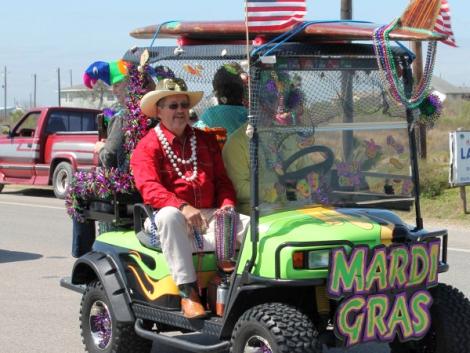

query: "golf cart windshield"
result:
(251, 44), (413, 215)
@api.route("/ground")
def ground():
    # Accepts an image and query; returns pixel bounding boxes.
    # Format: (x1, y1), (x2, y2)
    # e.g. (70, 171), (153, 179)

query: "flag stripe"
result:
(248, 0), (305, 4)
(248, 11), (306, 18)
(248, 7), (306, 12)
(249, 0), (303, 2)
(248, 14), (305, 21)
(248, 20), (300, 31)
(433, 0), (457, 47)
(246, 0), (306, 31)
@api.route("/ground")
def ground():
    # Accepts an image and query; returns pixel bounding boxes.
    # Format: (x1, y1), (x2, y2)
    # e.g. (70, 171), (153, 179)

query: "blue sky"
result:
(1, 0), (468, 107)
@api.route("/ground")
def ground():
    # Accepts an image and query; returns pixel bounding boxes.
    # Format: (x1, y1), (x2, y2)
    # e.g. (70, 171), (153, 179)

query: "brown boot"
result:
(179, 283), (207, 319)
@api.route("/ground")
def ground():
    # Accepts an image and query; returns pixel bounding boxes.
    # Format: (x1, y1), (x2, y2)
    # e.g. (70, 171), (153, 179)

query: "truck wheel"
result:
(390, 283), (470, 353)
(230, 303), (321, 353)
(52, 162), (73, 199)
(80, 280), (152, 353)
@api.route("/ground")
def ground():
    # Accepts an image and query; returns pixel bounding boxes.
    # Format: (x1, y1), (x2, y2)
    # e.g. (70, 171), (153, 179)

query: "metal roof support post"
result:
(404, 60), (423, 229)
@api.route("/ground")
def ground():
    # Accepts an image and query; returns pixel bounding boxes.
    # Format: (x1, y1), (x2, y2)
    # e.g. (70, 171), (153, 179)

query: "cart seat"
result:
(83, 192), (143, 228)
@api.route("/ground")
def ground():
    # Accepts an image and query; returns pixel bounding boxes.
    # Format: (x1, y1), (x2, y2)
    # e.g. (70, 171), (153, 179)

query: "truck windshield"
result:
(252, 57), (413, 214)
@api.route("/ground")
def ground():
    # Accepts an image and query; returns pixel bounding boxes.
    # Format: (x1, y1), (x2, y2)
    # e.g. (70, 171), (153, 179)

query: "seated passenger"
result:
(223, 71), (309, 214)
(222, 123), (305, 215)
(194, 63), (247, 135)
(71, 61), (155, 257)
(131, 78), (249, 319)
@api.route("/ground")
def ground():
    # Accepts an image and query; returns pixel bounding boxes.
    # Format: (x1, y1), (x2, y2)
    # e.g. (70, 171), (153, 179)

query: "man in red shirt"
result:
(131, 78), (249, 319)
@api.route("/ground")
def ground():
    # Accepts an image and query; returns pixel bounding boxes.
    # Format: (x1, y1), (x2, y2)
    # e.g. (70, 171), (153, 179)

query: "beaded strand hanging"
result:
(372, 19), (438, 110)
(214, 208), (239, 268)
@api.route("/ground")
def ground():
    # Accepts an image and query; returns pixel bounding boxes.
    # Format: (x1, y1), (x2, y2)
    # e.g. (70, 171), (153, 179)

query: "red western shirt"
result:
(130, 124), (236, 210)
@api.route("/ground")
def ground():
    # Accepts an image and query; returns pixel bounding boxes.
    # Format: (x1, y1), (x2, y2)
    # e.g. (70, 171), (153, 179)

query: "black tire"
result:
(390, 283), (470, 353)
(230, 303), (322, 353)
(52, 161), (73, 199)
(0, 183), (4, 193)
(80, 280), (152, 353)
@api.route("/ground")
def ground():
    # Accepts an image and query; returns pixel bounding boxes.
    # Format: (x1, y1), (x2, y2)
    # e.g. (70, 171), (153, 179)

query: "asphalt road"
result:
(0, 185), (469, 353)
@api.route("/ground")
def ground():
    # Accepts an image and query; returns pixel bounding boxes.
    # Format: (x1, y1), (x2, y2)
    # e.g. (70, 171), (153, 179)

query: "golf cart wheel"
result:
(80, 280), (152, 353)
(230, 303), (321, 353)
(52, 161), (73, 199)
(390, 283), (470, 353)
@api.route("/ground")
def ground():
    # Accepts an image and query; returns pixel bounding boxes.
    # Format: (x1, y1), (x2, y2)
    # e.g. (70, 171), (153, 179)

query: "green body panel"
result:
(96, 231), (218, 280)
(96, 206), (391, 281)
(236, 207), (386, 279)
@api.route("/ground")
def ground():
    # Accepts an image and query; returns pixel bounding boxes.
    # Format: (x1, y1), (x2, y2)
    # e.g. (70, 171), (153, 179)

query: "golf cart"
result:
(61, 19), (470, 353)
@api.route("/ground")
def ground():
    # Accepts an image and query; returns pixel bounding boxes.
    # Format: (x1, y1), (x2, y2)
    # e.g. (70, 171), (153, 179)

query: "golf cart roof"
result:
(122, 42), (412, 65)
(130, 20), (446, 42)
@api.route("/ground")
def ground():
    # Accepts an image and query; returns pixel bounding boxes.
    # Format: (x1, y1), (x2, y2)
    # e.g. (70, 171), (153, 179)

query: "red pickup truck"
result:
(0, 107), (101, 198)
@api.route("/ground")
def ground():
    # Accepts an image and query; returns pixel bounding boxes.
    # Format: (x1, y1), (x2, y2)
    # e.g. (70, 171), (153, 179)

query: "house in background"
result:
(431, 77), (470, 101)
(60, 82), (115, 109)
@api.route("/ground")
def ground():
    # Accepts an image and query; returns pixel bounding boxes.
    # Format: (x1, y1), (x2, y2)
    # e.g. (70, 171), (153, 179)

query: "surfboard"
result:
(130, 21), (445, 43)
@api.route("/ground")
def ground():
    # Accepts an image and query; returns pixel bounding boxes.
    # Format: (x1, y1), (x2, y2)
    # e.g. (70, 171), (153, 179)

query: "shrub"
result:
(419, 161), (449, 198)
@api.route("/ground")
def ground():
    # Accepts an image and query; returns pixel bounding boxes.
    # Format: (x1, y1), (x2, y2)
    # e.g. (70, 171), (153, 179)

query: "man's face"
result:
(156, 94), (191, 135)
(112, 79), (128, 106)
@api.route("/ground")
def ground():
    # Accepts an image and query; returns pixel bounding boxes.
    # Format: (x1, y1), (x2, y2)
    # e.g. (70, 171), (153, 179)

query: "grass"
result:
(397, 187), (470, 226)
(396, 99), (470, 226)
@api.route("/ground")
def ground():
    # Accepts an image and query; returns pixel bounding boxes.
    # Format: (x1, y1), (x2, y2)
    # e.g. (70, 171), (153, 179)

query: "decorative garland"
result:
(65, 168), (135, 222)
(123, 64), (152, 155)
(372, 19), (437, 110)
(66, 64), (151, 221)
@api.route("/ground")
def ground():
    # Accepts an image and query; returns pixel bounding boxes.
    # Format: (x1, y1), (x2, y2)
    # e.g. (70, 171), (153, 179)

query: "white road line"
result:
(0, 201), (64, 210)
(448, 247), (470, 254)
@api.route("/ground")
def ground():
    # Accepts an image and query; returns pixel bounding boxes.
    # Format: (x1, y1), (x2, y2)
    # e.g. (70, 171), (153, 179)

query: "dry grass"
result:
(404, 99), (470, 226)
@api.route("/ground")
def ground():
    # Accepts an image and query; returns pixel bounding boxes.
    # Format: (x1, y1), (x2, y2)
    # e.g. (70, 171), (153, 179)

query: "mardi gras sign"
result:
(327, 240), (440, 347)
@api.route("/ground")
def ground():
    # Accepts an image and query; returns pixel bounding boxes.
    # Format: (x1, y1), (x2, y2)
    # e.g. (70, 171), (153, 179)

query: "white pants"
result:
(153, 207), (250, 285)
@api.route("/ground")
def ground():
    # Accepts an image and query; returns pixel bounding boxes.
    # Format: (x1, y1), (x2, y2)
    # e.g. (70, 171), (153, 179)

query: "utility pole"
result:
(33, 73), (37, 107)
(57, 68), (61, 107)
(69, 69), (73, 87)
(341, 0), (352, 20)
(410, 29), (426, 159)
(341, 0), (354, 161)
(3, 66), (6, 120)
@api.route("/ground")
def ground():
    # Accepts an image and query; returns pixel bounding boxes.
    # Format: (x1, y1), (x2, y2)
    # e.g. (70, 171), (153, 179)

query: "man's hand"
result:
(94, 140), (106, 153)
(181, 205), (208, 233)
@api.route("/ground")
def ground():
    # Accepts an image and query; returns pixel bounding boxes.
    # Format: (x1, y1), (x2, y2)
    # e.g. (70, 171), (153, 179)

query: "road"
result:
(0, 185), (469, 353)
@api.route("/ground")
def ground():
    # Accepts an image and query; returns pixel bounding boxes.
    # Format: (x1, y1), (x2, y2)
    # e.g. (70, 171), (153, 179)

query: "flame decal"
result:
(127, 251), (179, 301)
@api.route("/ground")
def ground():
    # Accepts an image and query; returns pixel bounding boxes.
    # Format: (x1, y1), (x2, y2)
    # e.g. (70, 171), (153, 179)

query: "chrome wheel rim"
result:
(89, 300), (112, 350)
(243, 335), (273, 353)
(56, 169), (68, 194)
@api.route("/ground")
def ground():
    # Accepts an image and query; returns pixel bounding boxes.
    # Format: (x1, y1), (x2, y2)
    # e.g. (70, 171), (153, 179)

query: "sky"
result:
(1, 0), (469, 108)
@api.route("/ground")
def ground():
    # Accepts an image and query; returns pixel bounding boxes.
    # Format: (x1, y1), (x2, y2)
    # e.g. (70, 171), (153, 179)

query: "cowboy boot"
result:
(178, 283), (207, 319)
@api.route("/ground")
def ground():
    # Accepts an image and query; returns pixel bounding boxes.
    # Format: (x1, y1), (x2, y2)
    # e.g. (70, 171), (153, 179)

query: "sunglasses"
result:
(164, 102), (191, 110)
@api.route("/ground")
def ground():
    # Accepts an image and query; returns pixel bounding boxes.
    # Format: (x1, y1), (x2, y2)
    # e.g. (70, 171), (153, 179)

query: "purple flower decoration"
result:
(65, 64), (150, 222)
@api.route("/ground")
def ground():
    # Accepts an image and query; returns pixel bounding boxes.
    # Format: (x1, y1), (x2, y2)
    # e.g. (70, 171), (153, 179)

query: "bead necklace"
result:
(372, 19), (437, 110)
(155, 123), (198, 182)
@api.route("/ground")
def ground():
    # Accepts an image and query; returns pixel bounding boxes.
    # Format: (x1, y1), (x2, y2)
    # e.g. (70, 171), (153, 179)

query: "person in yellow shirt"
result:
(222, 123), (308, 215)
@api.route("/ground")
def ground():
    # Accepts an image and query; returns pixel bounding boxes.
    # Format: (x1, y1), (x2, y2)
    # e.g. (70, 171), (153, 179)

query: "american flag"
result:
(434, 0), (457, 47)
(246, 0), (307, 32)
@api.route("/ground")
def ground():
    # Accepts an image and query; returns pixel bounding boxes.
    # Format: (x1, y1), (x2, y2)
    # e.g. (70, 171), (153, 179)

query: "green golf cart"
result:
(61, 20), (470, 353)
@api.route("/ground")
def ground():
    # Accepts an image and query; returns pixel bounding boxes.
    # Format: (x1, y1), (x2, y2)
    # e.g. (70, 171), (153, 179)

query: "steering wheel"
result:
(278, 145), (335, 185)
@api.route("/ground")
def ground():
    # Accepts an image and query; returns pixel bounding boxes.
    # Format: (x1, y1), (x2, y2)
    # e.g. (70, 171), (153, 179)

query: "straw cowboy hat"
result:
(140, 78), (203, 118)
